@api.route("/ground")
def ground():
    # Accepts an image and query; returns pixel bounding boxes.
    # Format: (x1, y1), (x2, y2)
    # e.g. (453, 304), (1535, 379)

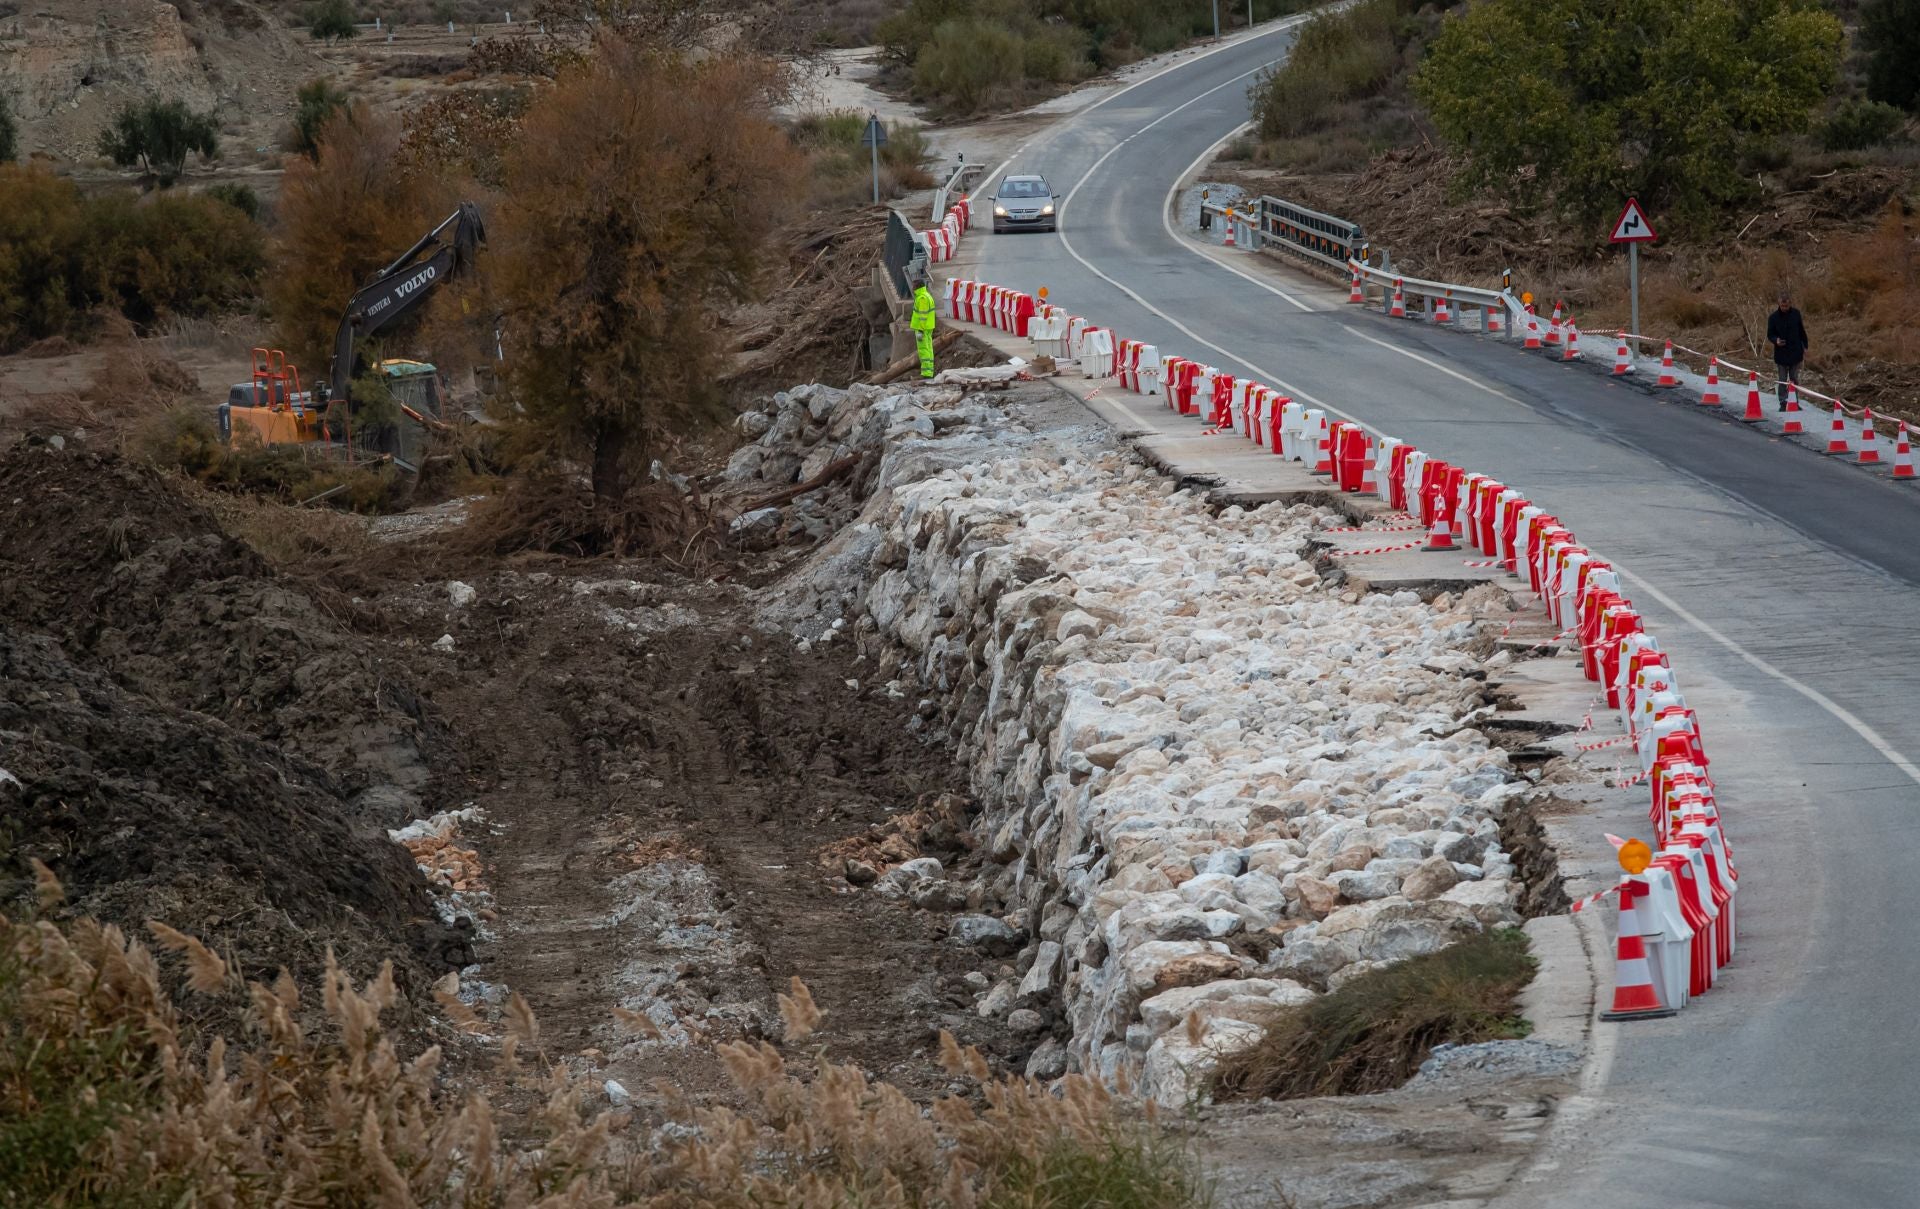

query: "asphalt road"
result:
(959, 20), (1920, 1209)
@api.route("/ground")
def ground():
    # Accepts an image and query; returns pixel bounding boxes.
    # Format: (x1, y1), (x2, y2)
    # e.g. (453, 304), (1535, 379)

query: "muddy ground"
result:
(393, 560), (1039, 1101)
(0, 426), (1034, 1104)
(0, 444), (469, 1023)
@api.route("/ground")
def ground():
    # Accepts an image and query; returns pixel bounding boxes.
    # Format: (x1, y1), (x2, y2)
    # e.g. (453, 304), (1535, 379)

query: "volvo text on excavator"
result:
(219, 202), (487, 470)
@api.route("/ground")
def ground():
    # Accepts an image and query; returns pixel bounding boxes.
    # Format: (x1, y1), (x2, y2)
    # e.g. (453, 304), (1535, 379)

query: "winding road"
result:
(953, 18), (1920, 1209)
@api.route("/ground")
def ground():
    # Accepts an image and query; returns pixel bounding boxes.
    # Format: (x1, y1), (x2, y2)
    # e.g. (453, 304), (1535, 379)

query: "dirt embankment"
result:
(0, 443), (470, 1017)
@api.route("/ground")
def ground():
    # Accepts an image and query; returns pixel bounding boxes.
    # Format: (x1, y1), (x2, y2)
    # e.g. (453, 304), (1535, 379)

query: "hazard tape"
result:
(1569, 882), (1623, 913)
(1462, 558), (1501, 568)
(1577, 734), (1634, 752)
(1332, 540), (1424, 556)
(1322, 523), (1424, 533)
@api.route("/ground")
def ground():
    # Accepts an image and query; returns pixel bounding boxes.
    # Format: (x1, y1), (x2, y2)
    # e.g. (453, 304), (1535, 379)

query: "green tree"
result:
(1414, 0), (1842, 222)
(309, 0), (359, 42)
(0, 94), (17, 163)
(96, 98), (220, 186)
(1862, 0), (1920, 112)
(290, 78), (349, 158)
(493, 40), (804, 506)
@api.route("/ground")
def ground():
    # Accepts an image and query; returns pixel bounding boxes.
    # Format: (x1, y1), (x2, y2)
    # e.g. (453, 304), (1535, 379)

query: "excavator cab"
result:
(219, 348), (327, 448)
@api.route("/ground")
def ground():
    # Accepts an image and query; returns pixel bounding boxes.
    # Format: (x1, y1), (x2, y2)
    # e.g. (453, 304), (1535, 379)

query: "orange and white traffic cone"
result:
(1545, 300), (1564, 345)
(1782, 382), (1804, 434)
(1390, 279), (1406, 318)
(1859, 409), (1882, 464)
(1486, 303), (1504, 334)
(1223, 214), (1237, 247)
(1563, 322), (1581, 361)
(1701, 357), (1721, 406)
(1740, 371), (1764, 422)
(1435, 291), (1453, 324)
(1657, 340), (1679, 387)
(1895, 421), (1915, 479)
(1612, 333), (1633, 376)
(1826, 401), (1851, 455)
(1600, 878), (1679, 1021)
(1424, 491), (1457, 551)
(1523, 317), (1543, 350)
(1349, 271), (1365, 304)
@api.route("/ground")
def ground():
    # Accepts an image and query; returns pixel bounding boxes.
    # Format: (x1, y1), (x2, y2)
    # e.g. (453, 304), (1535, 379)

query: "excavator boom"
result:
(328, 201), (486, 407)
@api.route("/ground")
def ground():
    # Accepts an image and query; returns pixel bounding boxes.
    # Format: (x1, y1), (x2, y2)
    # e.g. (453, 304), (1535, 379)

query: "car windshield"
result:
(999, 179), (1048, 198)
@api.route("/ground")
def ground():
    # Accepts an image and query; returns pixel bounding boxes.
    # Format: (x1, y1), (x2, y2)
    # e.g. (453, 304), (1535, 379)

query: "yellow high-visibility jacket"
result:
(910, 286), (937, 333)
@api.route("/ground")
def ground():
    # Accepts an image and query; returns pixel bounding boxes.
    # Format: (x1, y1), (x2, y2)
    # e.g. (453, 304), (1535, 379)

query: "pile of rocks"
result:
(724, 382), (1021, 547)
(854, 450), (1526, 1104)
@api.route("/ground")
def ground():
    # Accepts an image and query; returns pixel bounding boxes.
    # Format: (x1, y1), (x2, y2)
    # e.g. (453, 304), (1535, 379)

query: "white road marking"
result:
(1060, 53), (1920, 804)
(1160, 123), (1315, 313)
(982, 14), (1313, 212)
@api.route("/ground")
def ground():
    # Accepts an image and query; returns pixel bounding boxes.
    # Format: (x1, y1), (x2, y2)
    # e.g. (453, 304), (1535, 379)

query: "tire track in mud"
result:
(425, 579), (1021, 1104)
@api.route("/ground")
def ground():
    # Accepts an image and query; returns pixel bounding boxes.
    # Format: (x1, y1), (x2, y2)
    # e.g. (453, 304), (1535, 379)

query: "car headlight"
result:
(1041, 203), (1055, 215)
(994, 205), (1008, 216)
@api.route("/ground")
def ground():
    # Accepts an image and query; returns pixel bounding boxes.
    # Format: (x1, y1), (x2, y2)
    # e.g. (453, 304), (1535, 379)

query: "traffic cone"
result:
(1223, 215), (1237, 248)
(1523, 317), (1543, 350)
(1545, 300), (1564, 345)
(1435, 291), (1453, 324)
(1600, 878), (1679, 1021)
(1486, 303), (1504, 334)
(1424, 492), (1457, 551)
(1782, 382), (1804, 434)
(1701, 357), (1721, 407)
(1859, 409), (1882, 464)
(1390, 279), (1406, 318)
(1612, 333), (1632, 376)
(1657, 340), (1679, 387)
(1826, 401), (1850, 455)
(1563, 322), (1581, 361)
(1349, 271), (1365, 304)
(1894, 421), (1915, 479)
(1740, 371), (1763, 422)
(1310, 416), (1334, 474)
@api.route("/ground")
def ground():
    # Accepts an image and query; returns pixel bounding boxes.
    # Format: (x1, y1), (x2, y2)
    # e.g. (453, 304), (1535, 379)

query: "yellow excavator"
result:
(218, 203), (486, 470)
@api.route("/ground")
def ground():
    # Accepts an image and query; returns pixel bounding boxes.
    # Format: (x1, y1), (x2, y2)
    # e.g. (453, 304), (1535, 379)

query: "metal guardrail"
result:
(1258, 194), (1365, 267)
(933, 161), (987, 225)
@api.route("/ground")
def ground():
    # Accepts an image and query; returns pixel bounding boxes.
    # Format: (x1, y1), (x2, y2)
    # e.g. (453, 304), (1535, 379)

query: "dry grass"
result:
(0, 870), (1213, 1208)
(1210, 930), (1535, 1102)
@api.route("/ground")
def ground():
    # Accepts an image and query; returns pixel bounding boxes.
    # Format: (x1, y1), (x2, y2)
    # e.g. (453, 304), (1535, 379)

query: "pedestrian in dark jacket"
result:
(1767, 293), (1808, 408)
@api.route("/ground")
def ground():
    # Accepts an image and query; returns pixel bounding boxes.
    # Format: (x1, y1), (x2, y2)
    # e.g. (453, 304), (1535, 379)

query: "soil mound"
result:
(0, 443), (465, 1015)
(0, 446), (438, 810)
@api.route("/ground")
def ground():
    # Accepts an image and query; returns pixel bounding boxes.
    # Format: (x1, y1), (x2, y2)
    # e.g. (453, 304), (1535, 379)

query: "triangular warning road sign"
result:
(1610, 198), (1657, 243)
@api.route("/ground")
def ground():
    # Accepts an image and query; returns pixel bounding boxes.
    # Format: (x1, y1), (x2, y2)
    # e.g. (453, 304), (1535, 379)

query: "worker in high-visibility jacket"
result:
(910, 273), (938, 379)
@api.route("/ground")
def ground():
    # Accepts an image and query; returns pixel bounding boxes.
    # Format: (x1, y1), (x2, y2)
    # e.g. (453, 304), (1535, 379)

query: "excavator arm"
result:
(327, 201), (486, 407)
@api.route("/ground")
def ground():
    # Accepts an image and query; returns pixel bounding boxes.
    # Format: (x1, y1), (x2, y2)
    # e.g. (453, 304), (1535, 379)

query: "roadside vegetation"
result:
(1211, 931), (1537, 1101)
(879, 0), (1322, 113)
(0, 166), (264, 353)
(0, 876), (1211, 1208)
(1225, 0), (1920, 416)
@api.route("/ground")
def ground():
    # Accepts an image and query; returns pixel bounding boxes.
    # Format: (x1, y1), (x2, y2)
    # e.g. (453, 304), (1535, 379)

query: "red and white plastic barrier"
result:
(941, 275), (1742, 1027)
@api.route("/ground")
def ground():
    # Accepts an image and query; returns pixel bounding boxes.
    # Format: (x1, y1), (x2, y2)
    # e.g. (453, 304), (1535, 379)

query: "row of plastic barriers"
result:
(923, 197), (972, 263)
(942, 275), (1739, 1024)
